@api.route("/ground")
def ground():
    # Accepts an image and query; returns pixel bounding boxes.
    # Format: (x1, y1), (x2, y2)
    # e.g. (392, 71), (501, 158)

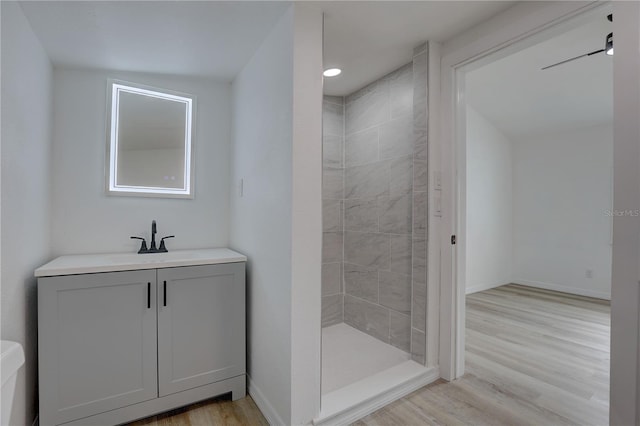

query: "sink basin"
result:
(107, 251), (211, 264)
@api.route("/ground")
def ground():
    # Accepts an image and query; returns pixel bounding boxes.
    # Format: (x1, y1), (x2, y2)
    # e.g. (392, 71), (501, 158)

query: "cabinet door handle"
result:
(163, 281), (167, 306)
(147, 282), (151, 309)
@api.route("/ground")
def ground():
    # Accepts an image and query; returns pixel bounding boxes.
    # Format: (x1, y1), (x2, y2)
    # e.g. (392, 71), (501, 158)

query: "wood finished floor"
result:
(354, 284), (610, 426)
(127, 284), (610, 425)
(128, 393), (268, 426)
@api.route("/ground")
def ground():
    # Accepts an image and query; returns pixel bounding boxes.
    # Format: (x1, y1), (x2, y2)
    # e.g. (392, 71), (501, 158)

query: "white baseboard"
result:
(512, 279), (611, 300)
(248, 376), (285, 426)
(313, 362), (439, 426)
(465, 281), (510, 295)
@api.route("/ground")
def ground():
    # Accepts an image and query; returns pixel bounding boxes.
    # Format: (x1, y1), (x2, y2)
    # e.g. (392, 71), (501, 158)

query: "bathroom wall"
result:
(230, 4), (323, 424)
(341, 62), (415, 353)
(230, 12), (294, 421)
(1, 2), (53, 425)
(321, 96), (344, 327)
(51, 68), (231, 255)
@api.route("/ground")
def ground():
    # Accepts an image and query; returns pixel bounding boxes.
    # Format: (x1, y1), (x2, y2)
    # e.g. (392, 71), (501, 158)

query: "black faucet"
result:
(150, 220), (158, 251)
(130, 220), (175, 254)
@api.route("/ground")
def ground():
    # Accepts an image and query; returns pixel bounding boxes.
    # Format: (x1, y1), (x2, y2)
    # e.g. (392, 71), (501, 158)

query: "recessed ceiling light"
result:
(323, 68), (342, 77)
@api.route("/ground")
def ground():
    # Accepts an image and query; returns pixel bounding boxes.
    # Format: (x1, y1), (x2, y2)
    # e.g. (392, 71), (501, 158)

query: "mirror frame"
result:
(106, 79), (195, 198)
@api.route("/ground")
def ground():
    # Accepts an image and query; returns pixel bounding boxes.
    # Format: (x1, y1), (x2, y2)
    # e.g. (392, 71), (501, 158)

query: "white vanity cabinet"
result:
(36, 249), (246, 426)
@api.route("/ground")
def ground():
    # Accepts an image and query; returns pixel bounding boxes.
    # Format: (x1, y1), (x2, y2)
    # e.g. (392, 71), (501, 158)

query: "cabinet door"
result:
(38, 270), (158, 425)
(157, 263), (245, 396)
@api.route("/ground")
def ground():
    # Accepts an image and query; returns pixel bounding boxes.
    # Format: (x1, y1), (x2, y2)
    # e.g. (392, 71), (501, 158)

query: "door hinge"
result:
(451, 235), (456, 245)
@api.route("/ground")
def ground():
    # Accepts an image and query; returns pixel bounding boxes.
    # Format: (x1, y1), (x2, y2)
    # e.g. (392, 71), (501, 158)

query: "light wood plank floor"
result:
(128, 284), (610, 425)
(128, 393), (268, 426)
(354, 284), (610, 426)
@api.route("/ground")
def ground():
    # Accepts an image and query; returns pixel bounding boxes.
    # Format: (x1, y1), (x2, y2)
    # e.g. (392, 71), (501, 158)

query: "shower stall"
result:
(320, 43), (430, 406)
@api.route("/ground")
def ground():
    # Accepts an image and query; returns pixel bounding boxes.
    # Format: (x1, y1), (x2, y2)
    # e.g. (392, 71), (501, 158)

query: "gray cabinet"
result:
(38, 262), (245, 426)
(158, 264), (245, 397)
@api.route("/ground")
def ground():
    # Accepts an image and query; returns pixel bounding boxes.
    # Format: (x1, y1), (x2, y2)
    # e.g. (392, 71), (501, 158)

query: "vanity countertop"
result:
(35, 248), (247, 277)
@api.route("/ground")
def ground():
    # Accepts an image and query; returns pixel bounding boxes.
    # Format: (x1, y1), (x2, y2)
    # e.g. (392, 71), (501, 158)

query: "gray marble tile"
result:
(413, 42), (427, 57)
(322, 294), (344, 328)
(323, 134), (343, 168)
(324, 95), (344, 105)
(413, 99), (427, 130)
(345, 80), (390, 135)
(323, 100), (344, 137)
(345, 127), (378, 167)
(344, 232), (390, 270)
(344, 263), (378, 303)
(413, 51), (427, 103)
(389, 155), (413, 196)
(345, 162), (388, 199)
(414, 128), (427, 161)
(413, 191), (427, 237)
(378, 194), (412, 234)
(412, 237), (427, 284)
(344, 295), (390, 343)
(412, 280), (427, 333)
(323, 167), (343, 199)
(379, 114), (413, 160)
(323, 199), (342, 232)
(390, 311), (411, 352)
(379, 271), (411, 315)
(322, 232), (343, 263)
(413, 157), (428, 193)
(344, 198), (378, 232)
(387, 63), (413, 119)
(322, 262), (342, 296)
(346, 80), (378, 104)
(390, 234), (412, 276)
(411, 328), (426, 365)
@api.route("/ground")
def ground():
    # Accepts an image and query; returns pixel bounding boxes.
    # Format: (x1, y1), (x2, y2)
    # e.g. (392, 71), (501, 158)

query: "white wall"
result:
(51, 68), (231, 255)
(465, 106), (513, 294)
(512, 124), (612, 299)
(1, 2), (53, 425)
(229, 4), (323, 424)
(230, 8), (294, 425)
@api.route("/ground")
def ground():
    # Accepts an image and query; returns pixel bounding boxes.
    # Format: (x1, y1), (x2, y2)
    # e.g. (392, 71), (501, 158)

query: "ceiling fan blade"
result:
(541, 48), (605, 70)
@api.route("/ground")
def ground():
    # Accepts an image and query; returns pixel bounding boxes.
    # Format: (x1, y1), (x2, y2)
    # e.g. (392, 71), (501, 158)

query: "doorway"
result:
(446, 3), (613, 423)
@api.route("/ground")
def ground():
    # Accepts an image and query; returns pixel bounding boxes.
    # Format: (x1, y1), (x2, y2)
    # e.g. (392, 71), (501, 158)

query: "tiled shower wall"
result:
(321, 43), (429, 363)
(411, 43), (429, 364)
(341, 61), (414, 353)
(321, 96), (345, 327)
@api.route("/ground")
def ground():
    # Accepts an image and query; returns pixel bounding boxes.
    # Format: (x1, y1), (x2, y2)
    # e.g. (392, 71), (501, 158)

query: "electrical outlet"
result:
(586, 269), (593, 279)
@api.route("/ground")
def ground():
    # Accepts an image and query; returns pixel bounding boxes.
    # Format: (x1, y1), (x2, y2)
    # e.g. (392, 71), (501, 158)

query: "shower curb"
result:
(313, 362), (440, 426)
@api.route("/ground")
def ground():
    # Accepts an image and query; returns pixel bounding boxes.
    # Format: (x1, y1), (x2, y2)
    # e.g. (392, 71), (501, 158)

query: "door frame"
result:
(609, 2), (640, 424)
(437, 0), (610, 380)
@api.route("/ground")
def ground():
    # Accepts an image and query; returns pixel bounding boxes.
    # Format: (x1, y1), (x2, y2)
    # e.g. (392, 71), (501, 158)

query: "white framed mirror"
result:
(106, 79), (195, 198)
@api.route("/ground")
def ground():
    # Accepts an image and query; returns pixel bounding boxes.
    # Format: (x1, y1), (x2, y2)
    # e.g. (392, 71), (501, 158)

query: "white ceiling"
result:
(319, 1), (516, 96)
(18, 1), (290, 80)
(466, 12), (613, 138)
(19, 1), (515, 90)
